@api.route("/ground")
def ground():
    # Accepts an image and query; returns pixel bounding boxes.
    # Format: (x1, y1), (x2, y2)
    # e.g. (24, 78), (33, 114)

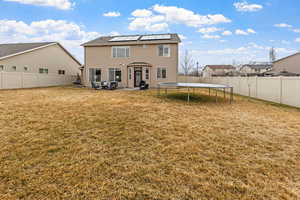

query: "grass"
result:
(0, 87), (299, 200)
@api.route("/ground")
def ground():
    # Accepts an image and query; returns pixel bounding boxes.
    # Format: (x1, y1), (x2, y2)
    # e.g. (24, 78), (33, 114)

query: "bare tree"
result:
(181, 50), (195, 76)
(269, 47), (276, 63)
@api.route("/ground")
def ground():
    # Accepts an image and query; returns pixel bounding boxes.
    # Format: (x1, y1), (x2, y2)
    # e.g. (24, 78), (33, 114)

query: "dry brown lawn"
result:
(0, 87), (299, 200)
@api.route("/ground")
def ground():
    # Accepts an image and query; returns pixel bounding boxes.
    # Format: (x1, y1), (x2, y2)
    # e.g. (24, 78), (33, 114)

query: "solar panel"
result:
(109, 36), (140, 42)
(140, 35), (171, 41)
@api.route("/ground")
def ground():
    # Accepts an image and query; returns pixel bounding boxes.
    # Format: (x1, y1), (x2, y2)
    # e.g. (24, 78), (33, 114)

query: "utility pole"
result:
(196, 62), (199, 77)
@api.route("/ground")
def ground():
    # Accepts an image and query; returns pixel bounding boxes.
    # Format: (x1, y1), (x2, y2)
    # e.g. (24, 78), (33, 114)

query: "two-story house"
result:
(81, 34), (181, 88)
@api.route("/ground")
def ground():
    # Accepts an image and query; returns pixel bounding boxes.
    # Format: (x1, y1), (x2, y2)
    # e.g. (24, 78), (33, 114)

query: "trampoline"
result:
(157, 82), (234, 103)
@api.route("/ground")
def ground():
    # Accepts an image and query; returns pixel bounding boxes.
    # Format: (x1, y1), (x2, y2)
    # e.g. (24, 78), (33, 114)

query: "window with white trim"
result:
(157, 67), (167, 79)
(128, 68), (132, 80)
(39, 68), (48, 74)
(112, 46), (130, 58)
(89, 68), (101, 82)
(158, 45), (170, 57)
(109, 68), (122, 82)
(145, 69), (149, 80)
(24, 66), (28, 72)
(12, 66), (17, 71)
(0, 65), (3, 71)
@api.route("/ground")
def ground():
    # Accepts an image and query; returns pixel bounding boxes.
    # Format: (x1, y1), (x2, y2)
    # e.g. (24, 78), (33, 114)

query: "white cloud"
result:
(247, 28), (256, 34)
(202, 34), (220, 39)
(234, 1), (263, 12)
(103, 11), (121, 17)
(179, 34), (187, 40)
(292, 29), (300, 33)
(3, 0), (74, 10)
(274, 23), (293, 28)
(235, 29), (248, 35)
(198, 27), (221, 34)
(0, 19), (100, 61)
(129, 4), (231, 32)
(129, 15), (168, 32)
(235, 28), (256, 35)
(296, 38), (300, 43)
(153, 4), (231, 27)
(131, 9), (152, 17)
(222, 30), (232, 36)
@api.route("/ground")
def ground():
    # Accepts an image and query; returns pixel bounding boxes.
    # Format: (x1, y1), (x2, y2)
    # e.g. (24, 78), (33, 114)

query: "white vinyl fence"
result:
(0, 72), (76, 90)
(178, 75), (300, 108)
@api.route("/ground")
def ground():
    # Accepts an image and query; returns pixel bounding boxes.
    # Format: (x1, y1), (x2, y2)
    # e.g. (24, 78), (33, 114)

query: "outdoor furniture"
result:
(101, 81), (109, 89)
(109, 81), (118, 90)
(139, 80), (149, 90)
(100, 81), (118, 90)
(91, 81), (101, 90)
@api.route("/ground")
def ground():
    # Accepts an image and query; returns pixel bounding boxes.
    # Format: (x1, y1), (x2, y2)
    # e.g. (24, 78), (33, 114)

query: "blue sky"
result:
(0, 0), (299, 66)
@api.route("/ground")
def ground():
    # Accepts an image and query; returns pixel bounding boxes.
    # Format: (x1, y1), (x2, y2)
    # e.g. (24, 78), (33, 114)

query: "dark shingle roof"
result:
(0, 42), (55, 58)
(82, 33), (181, 46)
(242, 64), (272, 70)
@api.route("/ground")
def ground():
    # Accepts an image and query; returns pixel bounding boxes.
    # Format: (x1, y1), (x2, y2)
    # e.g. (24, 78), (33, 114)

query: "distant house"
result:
(202, 65), (235, 77)
(240, 64), (272, 75)
(0, 42), (81, 89)
(273, 52), (300, 74)
(82, 33), (181, 88)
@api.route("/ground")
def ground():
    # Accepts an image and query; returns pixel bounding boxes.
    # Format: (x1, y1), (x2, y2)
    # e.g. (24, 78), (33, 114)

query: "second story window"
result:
(158, 45), (170, 57)
(112, 46), (130, 58)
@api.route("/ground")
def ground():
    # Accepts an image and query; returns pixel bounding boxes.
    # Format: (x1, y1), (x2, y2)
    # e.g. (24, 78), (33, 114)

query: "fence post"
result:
(21, 72), (24, 88)
(0, 71), (2, 89)
(255, 76), (258, 98)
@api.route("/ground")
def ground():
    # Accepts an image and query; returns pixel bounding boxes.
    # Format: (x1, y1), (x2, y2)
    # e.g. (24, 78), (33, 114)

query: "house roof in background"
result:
(273, 52), (300, 63)
(0, 42), (82, 66)
(205, 65), (235, 70)
(82, 33), (181, 46)
(241, 64), (272, 70)
(0, 42), (54, 59)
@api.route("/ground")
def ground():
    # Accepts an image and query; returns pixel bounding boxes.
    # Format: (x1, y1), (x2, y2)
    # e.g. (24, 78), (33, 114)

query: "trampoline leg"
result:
(215, 90), (218, 103)
(188, 87), (190, 103)
(223, 88), (226, 99)
(157, 85), (160, 96)
(165, 88), (167, 95)
(209, 88), (211, 96)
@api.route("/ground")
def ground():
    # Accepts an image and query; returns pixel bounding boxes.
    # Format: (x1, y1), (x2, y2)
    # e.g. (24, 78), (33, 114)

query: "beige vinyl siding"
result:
(84, 43), (178, 88)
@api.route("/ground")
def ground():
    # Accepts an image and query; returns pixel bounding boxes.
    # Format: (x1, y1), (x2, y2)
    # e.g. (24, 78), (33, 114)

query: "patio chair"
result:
(139, 80), (149, 90)
(109, 81), (118, 90)
(101, 81), (109, 89)
(91, 81), (101, 90)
